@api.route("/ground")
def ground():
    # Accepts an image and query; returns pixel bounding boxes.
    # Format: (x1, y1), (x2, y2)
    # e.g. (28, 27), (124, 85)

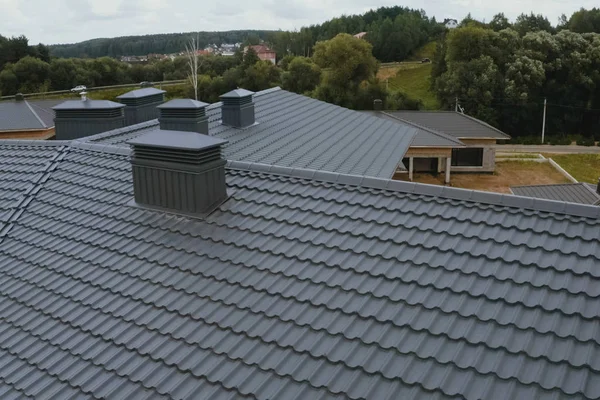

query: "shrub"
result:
(576, 137), (596, 146)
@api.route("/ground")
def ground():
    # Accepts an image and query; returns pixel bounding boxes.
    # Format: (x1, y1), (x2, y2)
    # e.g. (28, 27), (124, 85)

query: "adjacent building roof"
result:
(511, 182), (600, 205)
(0, 99), (63, 131)
(116, 88), (166, 99)
(363, 111), (465, 147)
(387, 111), (511, 140)
(1, 138), (600, 399)
(83, 88), (419, 177)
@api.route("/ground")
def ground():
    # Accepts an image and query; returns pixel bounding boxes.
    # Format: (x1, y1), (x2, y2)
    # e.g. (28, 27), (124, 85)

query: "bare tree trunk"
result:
(185, 34), (200, 100)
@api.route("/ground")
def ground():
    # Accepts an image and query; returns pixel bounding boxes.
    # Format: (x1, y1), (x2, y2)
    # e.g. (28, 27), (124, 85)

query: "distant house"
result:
(0, 96), (63, 139)
(365, 110), (511, 182)
(245, 44), (276, 64)
(353, 32), (367, 39)
(444, 18), (458, 29)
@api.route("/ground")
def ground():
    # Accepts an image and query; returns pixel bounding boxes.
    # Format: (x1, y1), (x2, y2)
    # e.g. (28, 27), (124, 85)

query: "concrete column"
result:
(445, 157), (451, 184)
(437, 157), (443, 173)
(409, 157), (414, 181)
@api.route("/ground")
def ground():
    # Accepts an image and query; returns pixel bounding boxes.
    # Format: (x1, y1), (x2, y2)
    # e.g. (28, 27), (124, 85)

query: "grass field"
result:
(407, 41), (437, 61)
(384, 63), (439, 110)
(397, 161), (570, 193)
(543, 153), (600, 184)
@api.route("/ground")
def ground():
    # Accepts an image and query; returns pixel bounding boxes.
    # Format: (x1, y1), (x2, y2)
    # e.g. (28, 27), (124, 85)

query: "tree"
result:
(514, 13), (554, 36)
(0, 66), (18, 95)
(568, 8), (600, 33)
(241, 60), (281, 92)
(313, 33), (378, 86)
(13, 56), (50, 93)
(489, 13), (511, 31)
(242, 47), (260, 69)
(281, 57), (321, 94)
(185, 35), (201, 100)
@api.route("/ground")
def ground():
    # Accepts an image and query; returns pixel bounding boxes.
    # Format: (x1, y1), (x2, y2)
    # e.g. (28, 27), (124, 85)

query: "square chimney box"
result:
(128, 130), (229, 217)
(220, 89), (255, 129)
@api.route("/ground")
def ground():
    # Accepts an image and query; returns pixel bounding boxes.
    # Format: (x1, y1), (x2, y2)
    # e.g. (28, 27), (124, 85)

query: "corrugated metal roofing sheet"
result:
(387, 111), (511, 140)
(511, 183), (600, 205)
(0, 140), (600, 399)
(84, 88), (418, 177)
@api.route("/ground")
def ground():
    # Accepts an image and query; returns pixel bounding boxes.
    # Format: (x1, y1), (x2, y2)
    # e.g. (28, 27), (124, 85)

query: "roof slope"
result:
(512, 182), (600, 205)
(0, 99), (63, 130)
(1, 140), (600, 399)
(84, 88), (418, 177)
(387, 111), (511, 140)
(362, 111), (465, 147)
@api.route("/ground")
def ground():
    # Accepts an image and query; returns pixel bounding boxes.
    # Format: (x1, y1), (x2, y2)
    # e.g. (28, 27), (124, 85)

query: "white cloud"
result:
(0, 0), (597, 45)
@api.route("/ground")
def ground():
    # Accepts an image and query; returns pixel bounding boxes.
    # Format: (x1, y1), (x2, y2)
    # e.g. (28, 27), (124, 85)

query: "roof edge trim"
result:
(70, 140), (131, 156)
(226, 160), (600, 219)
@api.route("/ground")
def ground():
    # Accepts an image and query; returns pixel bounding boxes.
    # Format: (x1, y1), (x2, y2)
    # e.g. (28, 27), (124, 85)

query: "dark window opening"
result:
(451, 148), (483, 167)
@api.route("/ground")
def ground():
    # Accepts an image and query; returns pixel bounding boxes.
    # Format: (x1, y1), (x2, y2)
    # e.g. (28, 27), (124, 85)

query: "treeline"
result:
(267, 6), (441, 62)
(0, 51), (241, 95)
(48, 30), (275, 58)
(0, 34), (50, 70)
(432, 8), (600, 138)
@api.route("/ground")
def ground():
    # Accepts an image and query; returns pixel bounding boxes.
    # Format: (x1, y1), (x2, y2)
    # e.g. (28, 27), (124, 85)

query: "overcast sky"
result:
(1, 0), (598, 45)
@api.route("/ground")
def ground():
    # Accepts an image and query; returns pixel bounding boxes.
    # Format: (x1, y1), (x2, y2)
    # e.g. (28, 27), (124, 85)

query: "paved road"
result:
(496, 144), (600, 154)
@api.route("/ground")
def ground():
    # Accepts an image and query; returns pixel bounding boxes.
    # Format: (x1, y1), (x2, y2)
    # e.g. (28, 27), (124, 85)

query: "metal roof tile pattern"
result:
(0, 99), (63, 130)
(512, 183), (600, 205)
(84, 88), (418, 177)
(361, 111), (466, 147)
(387, 111), (511, 140)
(0, 141), (600, 399)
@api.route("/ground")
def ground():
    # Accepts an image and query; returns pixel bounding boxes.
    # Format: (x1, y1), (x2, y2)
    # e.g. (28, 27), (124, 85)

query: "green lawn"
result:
(387, 63), (439, 110)
(545, 154), (600, 183)
(407, 41), (437, 61)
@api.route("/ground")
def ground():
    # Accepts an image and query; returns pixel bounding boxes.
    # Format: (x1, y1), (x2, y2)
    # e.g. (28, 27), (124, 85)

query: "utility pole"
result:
(541, 98), (547, 144)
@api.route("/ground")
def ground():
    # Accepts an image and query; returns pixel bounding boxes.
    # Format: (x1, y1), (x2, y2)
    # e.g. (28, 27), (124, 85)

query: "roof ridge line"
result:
(23, 100), (47, 128)
(456, 111), (511, 139)
(81, 119), (160, 143)
(0, 139), (70, 147)
(205, 86), (282, 111)
(380, 111), (465, 146)
(226, 161), (600, 219)
(70, 140), (131, 156)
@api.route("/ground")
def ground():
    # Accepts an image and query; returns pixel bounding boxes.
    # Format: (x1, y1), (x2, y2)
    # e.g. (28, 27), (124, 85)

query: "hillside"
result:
(377, 41), (439, 109)
(49, 30), (275, 58)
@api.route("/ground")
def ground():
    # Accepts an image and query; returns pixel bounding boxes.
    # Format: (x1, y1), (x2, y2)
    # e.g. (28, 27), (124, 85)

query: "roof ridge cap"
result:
(226, 161), (600, 219)
(70, 140), (131, 156)
(381, 112), (464, 146)
(23, 100), (47, 128)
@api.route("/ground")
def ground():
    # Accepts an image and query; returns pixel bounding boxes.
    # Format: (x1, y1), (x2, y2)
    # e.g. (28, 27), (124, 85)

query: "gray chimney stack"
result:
(15, 93), (24, 101)
(128, 130), (229, 217)
(117, 87), (166, 126)
(157, 99), (210, 134)
(220, 89), (255, 128)
(597, 178), (600, 195)
(53, 100), (125, 140)
(374, 99), (383, 111)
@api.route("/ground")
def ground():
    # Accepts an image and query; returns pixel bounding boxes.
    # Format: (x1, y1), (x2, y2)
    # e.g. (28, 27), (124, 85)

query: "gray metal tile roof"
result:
(1, 140), (600, 399)
(387, 111), (511, 140)
(511, 182), (600, 205)
(362, 111), (465, 147)
(116, 88), (167, 99)
(84, 88), (418, 177)
(0, 99), (63, 130)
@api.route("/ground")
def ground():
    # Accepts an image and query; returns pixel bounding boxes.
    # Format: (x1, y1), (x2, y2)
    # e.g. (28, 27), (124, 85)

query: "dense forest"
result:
(432, 8), (600, 138)
(48, 31), (275, 58)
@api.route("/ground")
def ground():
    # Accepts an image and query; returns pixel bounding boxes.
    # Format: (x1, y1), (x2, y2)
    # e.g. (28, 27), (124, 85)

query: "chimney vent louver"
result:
(52, 100), (125, 140)
(374, 99), (383, 111)
(158, 99), (209, 134)
(128, 130), (229, 217)
(220, 88), (255, 129)
(15, 93), (24, 101)
(117, 87), (166, 125)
